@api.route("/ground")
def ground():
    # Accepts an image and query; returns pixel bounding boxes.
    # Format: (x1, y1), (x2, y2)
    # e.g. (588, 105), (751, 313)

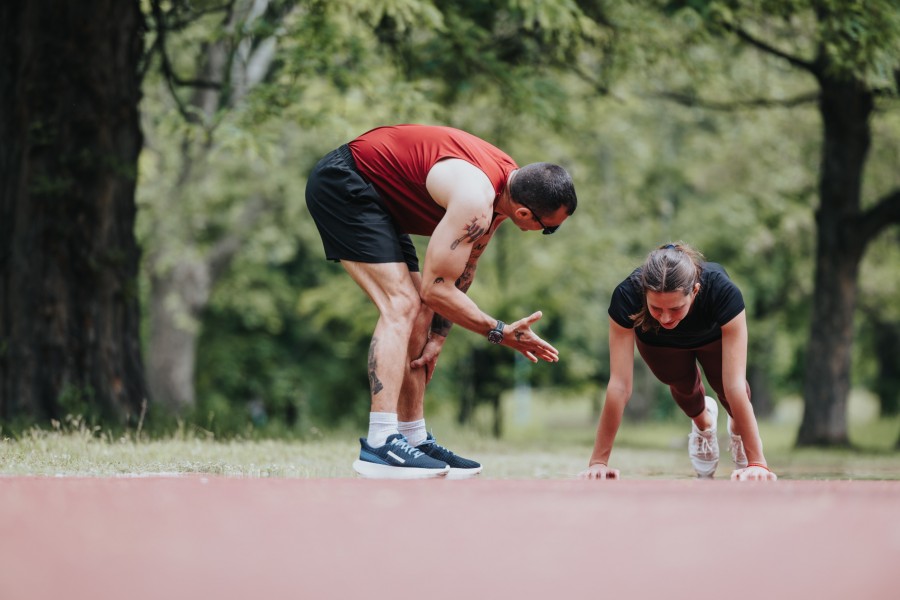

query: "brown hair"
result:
(629, 242), (705, 332)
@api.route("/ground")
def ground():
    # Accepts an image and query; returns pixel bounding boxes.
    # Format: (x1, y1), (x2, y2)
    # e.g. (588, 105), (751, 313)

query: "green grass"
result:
(0, 392), (897, 479)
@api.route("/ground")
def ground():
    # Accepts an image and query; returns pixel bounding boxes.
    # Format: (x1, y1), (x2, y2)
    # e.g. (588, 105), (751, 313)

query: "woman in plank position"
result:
(579, 242), (776, 481)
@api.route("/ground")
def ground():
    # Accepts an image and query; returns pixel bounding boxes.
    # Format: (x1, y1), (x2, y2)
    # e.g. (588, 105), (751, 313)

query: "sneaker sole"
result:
(692, 457), (719, 478)
(447, 466), (483, 480)
(352, 460), (450, 479)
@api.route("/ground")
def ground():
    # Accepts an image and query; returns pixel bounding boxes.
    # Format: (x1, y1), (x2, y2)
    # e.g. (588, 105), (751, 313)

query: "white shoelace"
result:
(390, 437), (424, 458)
(690, 432), (716, 458)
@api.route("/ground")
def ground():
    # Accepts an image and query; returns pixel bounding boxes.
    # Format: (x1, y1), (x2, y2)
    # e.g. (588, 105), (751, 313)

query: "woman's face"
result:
(645, 284), (699, 329)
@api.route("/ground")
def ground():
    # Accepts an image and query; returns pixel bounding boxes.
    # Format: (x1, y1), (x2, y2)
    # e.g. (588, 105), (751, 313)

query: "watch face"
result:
(488, 329), (503, 344)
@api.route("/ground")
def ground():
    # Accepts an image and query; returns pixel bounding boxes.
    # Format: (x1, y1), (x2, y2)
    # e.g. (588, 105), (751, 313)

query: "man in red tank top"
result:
(306, 124), (578, 479)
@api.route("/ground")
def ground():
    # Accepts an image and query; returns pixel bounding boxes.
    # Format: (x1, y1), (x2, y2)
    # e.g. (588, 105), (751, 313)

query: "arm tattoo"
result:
(431, 313), (452, 337)
(454, 242), (486, 293)
(367, 337), (384, 395)
(451, 217), (486, 250)
(455, 263), (474, 293)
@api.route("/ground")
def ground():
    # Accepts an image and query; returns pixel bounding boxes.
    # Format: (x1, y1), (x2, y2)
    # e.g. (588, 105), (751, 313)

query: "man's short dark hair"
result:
(509, 162), (577, 217)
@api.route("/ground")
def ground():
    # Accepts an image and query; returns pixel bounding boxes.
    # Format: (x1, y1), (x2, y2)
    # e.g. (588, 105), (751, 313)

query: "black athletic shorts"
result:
(305, 144), (419, 271)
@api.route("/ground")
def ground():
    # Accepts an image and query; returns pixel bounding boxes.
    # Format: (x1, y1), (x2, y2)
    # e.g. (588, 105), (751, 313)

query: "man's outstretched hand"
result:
(503, 311), (559, 363)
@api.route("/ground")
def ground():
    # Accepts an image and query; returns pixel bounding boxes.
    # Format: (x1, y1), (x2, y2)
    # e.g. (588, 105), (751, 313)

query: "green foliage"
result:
(664, 0), (900, 89)
(816, 0), (900, 86)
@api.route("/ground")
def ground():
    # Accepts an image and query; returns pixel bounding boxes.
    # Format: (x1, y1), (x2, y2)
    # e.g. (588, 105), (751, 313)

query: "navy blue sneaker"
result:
(416, 433), (482, 479)
(353, 433), (450, 479)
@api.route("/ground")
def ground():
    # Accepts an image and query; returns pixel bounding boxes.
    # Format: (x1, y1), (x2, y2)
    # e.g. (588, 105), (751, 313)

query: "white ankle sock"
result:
(398, 419), (427, 447)
(367, 412), (399, 447)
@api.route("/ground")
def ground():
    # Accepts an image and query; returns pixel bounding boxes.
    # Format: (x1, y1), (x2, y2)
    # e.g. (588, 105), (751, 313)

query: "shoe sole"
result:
(352, 460), (450, 479)
(447, 466), (483, 480)
(689, 440), (719, 478)
(693, 462), (718, 478)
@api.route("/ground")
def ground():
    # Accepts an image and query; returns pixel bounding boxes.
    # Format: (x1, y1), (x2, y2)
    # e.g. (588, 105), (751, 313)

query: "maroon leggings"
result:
(635, 337), (750, 419)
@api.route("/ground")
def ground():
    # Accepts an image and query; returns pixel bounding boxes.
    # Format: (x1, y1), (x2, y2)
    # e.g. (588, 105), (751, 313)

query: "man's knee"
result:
(384, 289), (422, 324)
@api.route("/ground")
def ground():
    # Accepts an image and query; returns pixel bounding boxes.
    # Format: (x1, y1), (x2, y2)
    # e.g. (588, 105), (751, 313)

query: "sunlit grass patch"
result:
(0, 389), (897, 480)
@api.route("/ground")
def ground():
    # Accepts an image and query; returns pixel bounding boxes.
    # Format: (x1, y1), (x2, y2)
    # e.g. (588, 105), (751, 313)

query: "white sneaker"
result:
(688, 396), (719, 478)
(727, 419), (749, 468)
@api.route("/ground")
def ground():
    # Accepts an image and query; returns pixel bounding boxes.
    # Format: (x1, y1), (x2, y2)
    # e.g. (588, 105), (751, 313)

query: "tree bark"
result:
(147, 257), (211, 414)
(870, 319), (900, 418)
(0, 1), (147, 424)
(797, 77), (872, 446)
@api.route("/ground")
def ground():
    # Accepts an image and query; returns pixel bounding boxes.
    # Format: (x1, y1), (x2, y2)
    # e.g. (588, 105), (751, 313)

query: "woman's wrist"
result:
(747, 462), (770, 471)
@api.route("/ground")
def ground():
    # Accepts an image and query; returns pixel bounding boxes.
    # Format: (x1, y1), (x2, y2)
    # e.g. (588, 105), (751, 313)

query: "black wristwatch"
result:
(487, 320), (505, 344)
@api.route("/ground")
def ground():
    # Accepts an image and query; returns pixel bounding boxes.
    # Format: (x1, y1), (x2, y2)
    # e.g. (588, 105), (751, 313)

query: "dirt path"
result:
(1, 477), (897, 600)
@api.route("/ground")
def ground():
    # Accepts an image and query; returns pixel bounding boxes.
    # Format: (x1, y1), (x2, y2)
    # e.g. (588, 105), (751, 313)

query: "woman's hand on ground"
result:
(578, 464), (620, 480)
(730, 465), (778, 481)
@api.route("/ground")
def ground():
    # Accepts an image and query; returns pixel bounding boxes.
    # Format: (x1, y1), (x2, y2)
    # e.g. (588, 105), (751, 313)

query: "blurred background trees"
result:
(2, 0), (898, 447)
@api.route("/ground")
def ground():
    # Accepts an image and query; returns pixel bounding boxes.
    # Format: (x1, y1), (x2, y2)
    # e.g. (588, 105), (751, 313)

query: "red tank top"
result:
(348, 125), (518, 235)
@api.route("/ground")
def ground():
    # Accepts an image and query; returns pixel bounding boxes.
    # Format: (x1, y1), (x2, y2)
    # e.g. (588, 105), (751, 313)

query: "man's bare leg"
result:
(398, 274), (433, 444)
(341, 260), (420, 439)
(341, 261), (451, 478)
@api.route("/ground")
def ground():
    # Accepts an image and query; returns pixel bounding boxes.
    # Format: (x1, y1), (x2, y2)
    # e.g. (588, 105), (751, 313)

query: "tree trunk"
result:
(746, 363), (773, 419)
(147, 258), (211, 413)
(870, 319), (900, 418)
(797, 78), (872, 446)
(0, 1), (146, 425)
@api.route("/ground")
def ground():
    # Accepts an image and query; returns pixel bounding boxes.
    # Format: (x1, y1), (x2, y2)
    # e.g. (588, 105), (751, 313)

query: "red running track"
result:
(1, 477), (898, 600)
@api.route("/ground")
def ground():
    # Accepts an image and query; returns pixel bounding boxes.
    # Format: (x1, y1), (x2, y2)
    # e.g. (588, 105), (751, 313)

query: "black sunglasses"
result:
(518, 200), (559, 235)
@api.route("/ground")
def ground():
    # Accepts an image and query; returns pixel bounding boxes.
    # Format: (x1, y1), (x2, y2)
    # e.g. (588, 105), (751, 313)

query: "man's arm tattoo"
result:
(454, 242), (486, 292)
(456, 262), (475, 292)
(367, 337), (384, 395)
(451, 218), (487, 250)
(431, 313), (452, 337)
(432, 232), (486, 332)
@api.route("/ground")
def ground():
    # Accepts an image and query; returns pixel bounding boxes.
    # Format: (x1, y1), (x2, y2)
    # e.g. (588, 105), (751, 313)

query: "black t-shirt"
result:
(608, 262), (745, 348)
